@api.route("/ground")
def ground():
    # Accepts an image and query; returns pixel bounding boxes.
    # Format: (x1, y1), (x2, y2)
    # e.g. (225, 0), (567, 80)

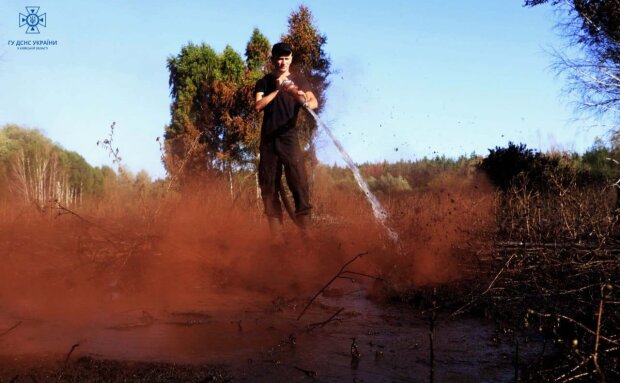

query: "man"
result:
(254, 42), (318, 238)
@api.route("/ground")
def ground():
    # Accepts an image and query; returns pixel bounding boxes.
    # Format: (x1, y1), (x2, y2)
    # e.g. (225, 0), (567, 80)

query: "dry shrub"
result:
(473, 169), (620, 381)
(498, 171), (618, 243)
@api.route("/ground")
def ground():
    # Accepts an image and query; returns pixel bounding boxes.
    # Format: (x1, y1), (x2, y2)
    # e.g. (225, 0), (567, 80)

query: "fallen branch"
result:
(64, 343), (80, 366)
(592, 284), (607, 382)
(553, 354), (592, 383)
(0, 321), (22, 337)
(56, 343), (80, 381)
(452, 253), (517, 317)
(306, 307), (344, 332)
(528, 309), (618, 346)
(55, 202), (114, 236)
(54, 201), (120, 247)
(294, 365), (317, 378)
(297, 251), (369, 321)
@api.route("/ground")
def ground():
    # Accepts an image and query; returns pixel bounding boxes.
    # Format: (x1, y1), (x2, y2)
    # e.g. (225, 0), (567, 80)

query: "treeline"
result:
(4, 122), (618, 207)
(479, 141), (619, 191)
(345, 141), (620, 196)
(0, 124), (157, 207)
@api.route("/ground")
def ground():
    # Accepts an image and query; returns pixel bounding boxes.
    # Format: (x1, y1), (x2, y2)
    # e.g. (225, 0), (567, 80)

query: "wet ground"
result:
(0, 280), (548, 382)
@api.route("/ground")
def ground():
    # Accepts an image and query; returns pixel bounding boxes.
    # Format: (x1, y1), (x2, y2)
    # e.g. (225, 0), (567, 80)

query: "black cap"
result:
(271, 42), (292, 57)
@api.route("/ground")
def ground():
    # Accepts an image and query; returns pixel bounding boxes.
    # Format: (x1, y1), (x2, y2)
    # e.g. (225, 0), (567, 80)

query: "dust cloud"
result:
(0, 172), (494, 358)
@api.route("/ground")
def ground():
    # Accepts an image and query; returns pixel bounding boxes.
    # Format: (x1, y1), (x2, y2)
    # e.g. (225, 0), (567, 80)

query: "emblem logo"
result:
(19, 6), (47, 34)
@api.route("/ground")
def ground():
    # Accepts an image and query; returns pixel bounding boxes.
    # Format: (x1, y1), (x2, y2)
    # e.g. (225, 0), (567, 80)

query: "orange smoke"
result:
(0, 171), (494, 340)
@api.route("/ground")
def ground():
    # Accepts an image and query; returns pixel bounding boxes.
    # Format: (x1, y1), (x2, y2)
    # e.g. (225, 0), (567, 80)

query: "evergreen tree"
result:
(164, 7), (331, 180)
(165, 43), (257, 175)
(281, 5), (331, 112)
(245, 28), (271, 75)
(280, 5), (332, 186)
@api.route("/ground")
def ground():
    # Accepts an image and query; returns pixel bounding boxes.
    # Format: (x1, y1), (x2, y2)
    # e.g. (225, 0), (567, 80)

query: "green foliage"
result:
(579, 141), (619, 182)
(479, 142), (542, 190)
(478, 142), (584, 191)
(359, 156), (477, 191)
(314, 156), (478, 198)
(367, 173), (412, 194)
(317, 164), (357, 191)
(0, 124), (159, 203)
(58, 150), (102, 196)
(220, 45), (245, 84)
(0, 124), (107, 202)
(0, 124), (55, 160)
(164, 7), (332, 178)
(480, 141), (620, 191)
(166, 43), (221, 139)
(245, 28), (271, 75)
(165, 42), (261, 175)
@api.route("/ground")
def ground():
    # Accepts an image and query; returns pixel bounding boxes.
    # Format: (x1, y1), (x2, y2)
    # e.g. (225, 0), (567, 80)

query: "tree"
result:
(165, 43), (259, 177)
(0, 124), (103, 205)
(281, 5), (331, 113)
(367, 173), (412, 194)
(479, 142), (551, 190)
(164, 7), (331, 183)
(280, 5), (332, 187)
(243, 29), (271, 157)
(245, 28), (271, 74)
(579, 139), (619, 181)
(525, 1), (620, 120)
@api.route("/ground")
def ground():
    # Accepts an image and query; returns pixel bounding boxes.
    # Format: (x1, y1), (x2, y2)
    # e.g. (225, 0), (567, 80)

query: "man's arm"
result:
(255, 90), (278, 112)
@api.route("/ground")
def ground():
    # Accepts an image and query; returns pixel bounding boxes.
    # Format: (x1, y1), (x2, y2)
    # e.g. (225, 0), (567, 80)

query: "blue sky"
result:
(0, 1), (610, 179)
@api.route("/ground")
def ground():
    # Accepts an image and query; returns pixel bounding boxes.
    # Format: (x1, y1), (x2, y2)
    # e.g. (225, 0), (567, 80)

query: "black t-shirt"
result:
(254, 73), (310, 137)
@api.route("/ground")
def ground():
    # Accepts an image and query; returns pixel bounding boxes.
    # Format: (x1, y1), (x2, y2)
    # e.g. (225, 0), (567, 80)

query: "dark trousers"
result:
(259, 129), (311, 219)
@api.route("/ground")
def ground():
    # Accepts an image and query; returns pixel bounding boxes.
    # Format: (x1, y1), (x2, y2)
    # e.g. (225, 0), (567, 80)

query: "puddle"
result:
(0, 281), (547, 382)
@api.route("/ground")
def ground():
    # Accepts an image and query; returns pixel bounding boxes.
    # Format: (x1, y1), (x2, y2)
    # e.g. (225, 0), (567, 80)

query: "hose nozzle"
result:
(280, 79), (308, 106)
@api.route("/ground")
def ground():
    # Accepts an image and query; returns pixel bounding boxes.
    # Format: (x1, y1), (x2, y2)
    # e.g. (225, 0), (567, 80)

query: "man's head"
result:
(271, 42), (293, 74)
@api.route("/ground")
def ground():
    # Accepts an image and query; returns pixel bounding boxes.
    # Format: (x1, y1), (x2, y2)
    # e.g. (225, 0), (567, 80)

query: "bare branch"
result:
(0, 321), (22, 337)
(297, 251), (369, 321)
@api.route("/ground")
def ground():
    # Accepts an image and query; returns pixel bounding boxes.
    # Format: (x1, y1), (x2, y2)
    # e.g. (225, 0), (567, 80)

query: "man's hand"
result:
(280, 80), (299, 95)
(281, 80), (316, 108)
(302, 90), (318, 110)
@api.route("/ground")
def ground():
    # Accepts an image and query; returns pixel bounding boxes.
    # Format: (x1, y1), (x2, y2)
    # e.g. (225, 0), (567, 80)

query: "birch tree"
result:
(525, 0), (620, 119)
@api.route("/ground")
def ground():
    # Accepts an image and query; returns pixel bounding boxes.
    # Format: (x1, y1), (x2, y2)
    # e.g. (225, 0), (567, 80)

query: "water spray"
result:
(304, 108), (400, 243)
(281, 80), (400, 244)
